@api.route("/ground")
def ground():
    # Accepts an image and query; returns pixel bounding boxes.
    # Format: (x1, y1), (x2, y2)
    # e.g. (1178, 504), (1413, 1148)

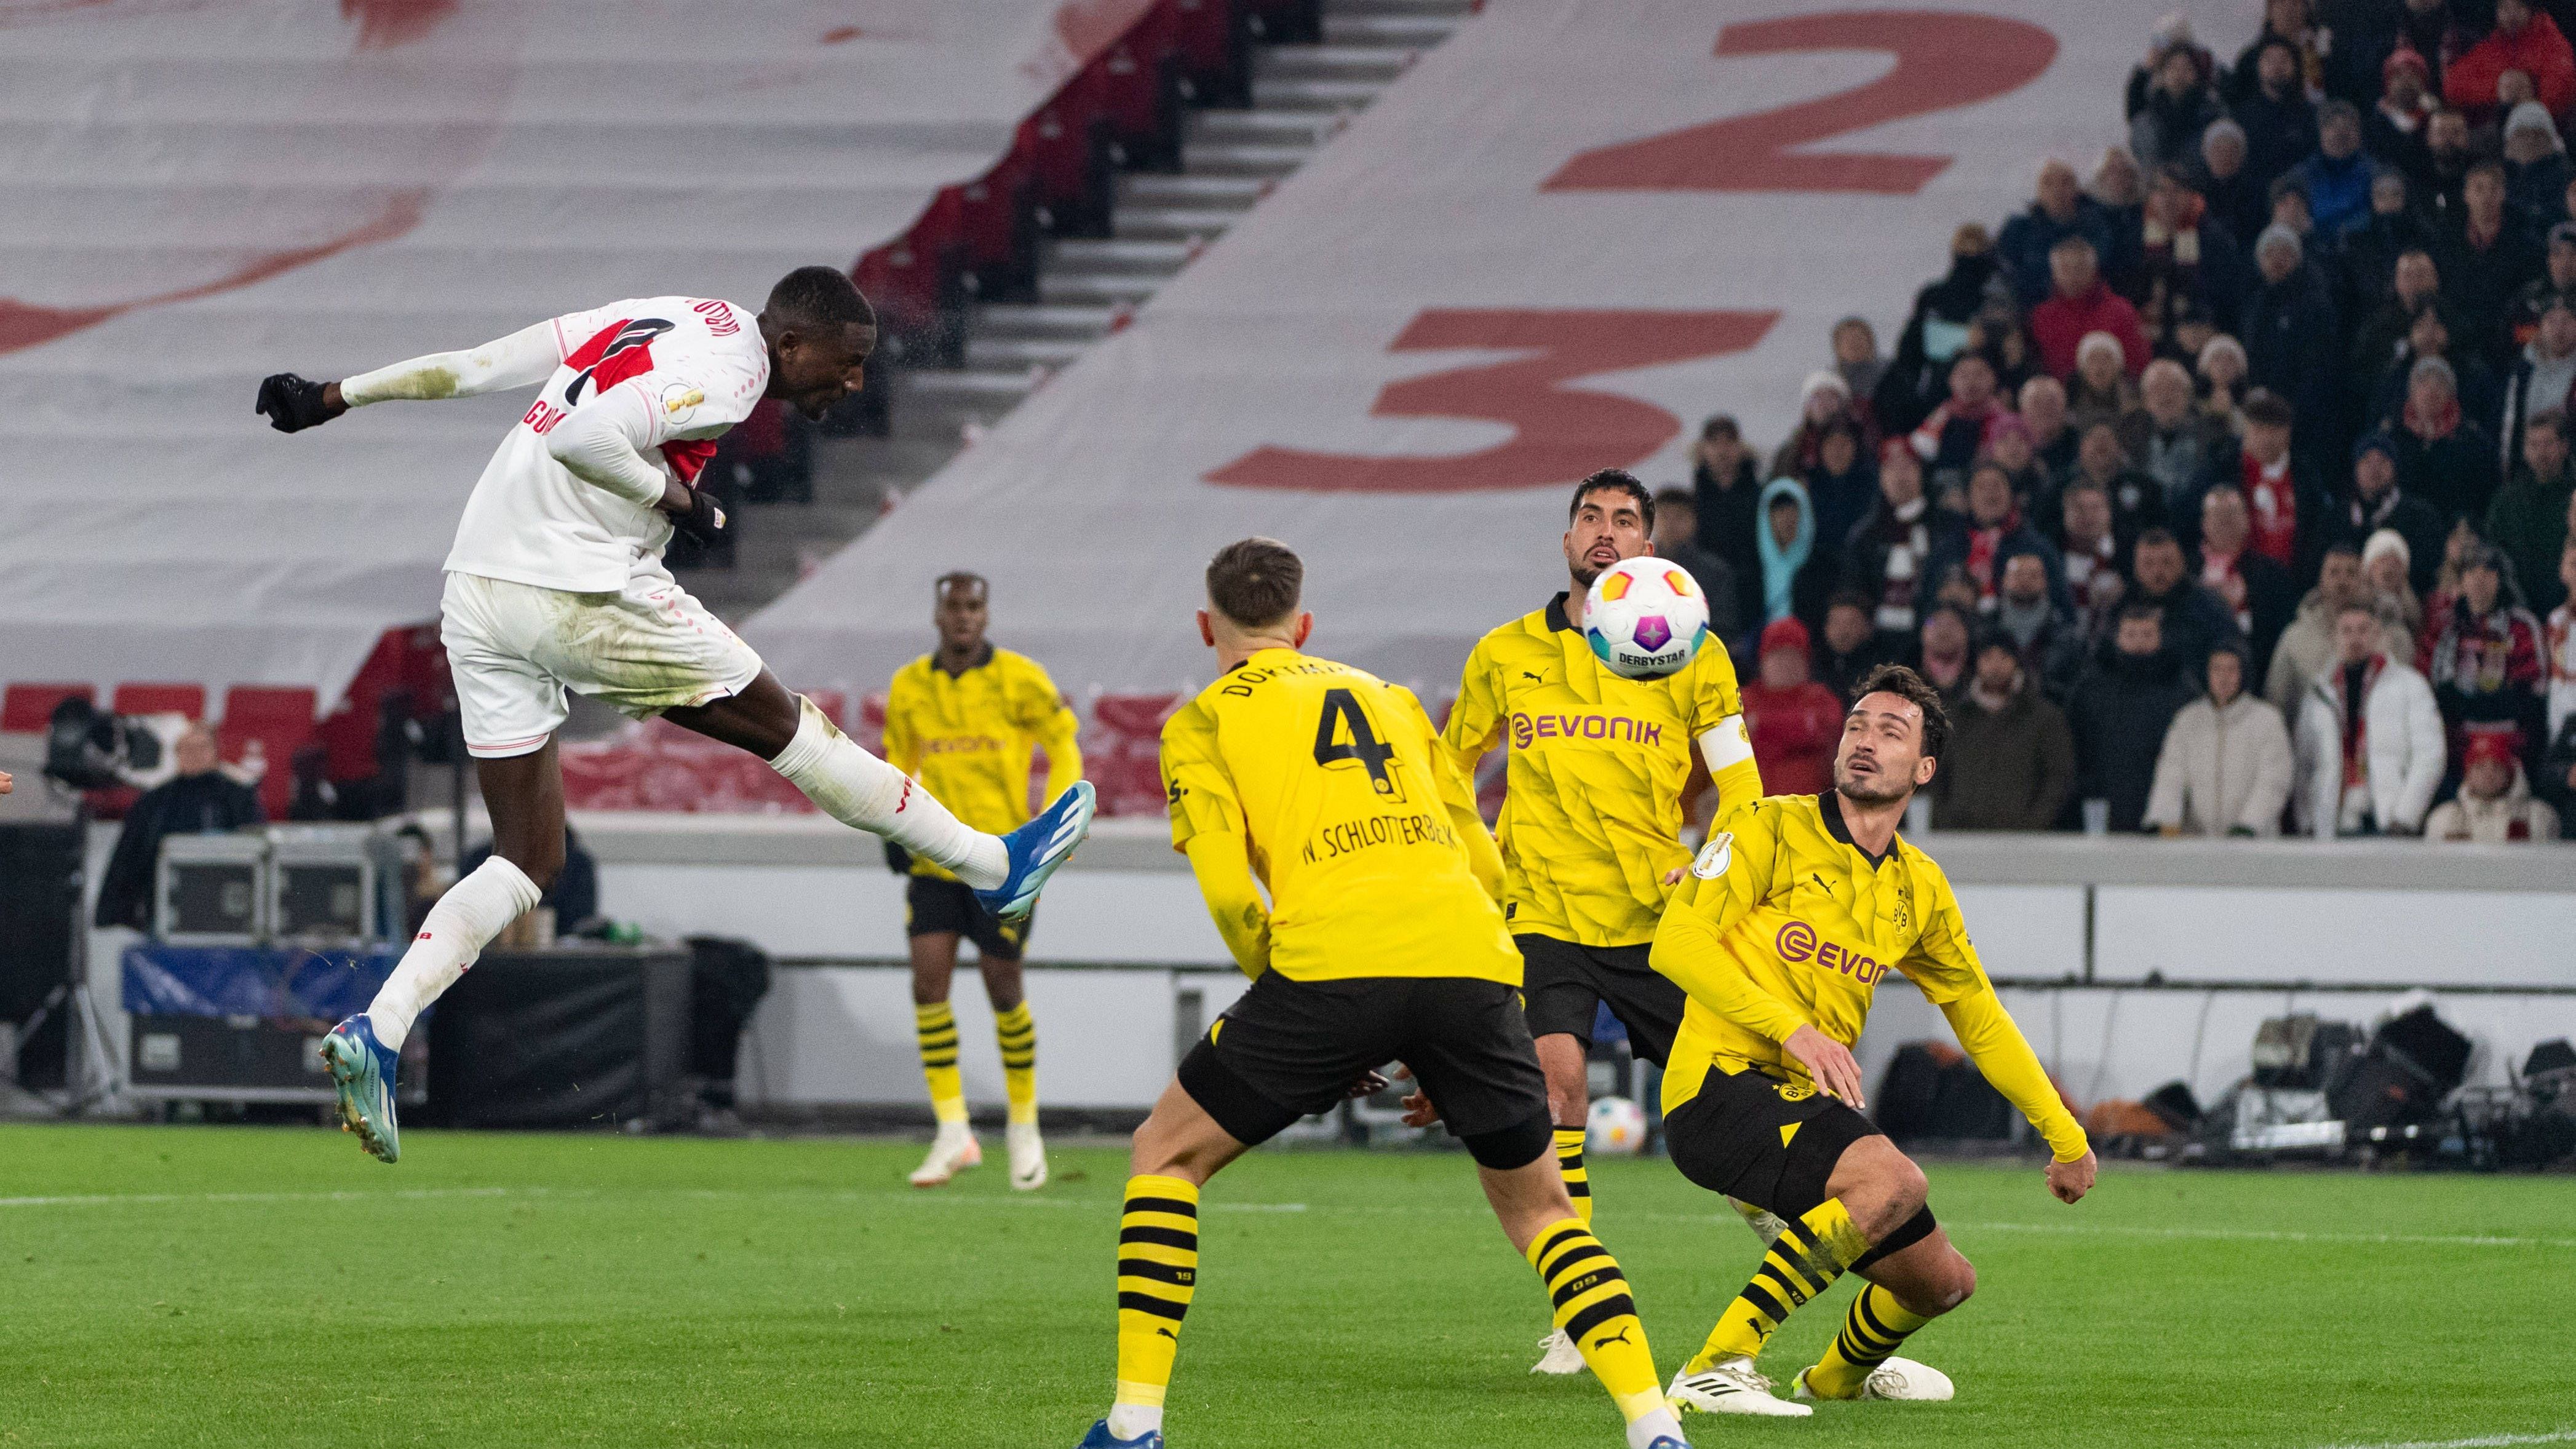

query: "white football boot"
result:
(1007, 1120), (1048, 1191)
(1530, 1327), (1589, 1375)
(908, 1121), (982, 1187)
(1793, 1357), (1954, 1402)
(1667, 1357), (1815, 1416)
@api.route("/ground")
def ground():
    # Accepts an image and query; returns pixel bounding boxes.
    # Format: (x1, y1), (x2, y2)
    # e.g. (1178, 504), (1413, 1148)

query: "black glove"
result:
(668, 486), (729, 547)
(255, 373), (340, 433)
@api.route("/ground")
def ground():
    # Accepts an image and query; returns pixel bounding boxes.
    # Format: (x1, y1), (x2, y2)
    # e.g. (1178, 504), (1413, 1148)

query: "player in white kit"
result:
(256, 267), (1095, 1162)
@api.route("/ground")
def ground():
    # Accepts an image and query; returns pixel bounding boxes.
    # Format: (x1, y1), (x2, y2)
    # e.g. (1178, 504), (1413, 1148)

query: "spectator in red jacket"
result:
(2443, 0), (2576, 125)
(1738, 617), (1843, 795)
(2031, 235), (2150, 379)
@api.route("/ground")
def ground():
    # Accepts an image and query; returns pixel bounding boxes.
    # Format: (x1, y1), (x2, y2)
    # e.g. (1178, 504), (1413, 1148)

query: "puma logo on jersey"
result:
(1521, 671), (1544, 683)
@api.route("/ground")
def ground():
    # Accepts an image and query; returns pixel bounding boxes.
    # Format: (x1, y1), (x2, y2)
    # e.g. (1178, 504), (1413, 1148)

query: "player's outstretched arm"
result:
(1182, 832), (1271, 980)
(256, 320), (562, 432)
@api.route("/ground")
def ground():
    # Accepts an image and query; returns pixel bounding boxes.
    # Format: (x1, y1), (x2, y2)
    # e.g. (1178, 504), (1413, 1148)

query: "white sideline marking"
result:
(0, 1186), (527, 1210)
(2310, 1430), (2576, 1449)
(1949, 1220), (2576, 1252)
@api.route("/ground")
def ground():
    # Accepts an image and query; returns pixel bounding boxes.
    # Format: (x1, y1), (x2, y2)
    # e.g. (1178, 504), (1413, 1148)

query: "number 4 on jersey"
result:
(1313, 688), (1400, 799)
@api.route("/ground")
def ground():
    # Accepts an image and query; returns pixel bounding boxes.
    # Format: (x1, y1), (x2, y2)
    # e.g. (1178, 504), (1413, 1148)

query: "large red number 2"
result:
(1204, 309), (1775, 494)
(1544, 10), (2057, 196)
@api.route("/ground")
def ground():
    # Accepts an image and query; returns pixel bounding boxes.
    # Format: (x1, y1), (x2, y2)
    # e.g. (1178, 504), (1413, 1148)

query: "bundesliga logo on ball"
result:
(1583, 556), (1709, 679)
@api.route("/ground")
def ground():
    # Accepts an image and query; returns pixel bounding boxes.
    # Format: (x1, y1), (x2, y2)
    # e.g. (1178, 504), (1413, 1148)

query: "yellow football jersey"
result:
(1160, 648), (1519, 985)
(1441, 591), (1758, 949)
(883, 645), (1083, 881)
(1652, 792), (2089, 1162)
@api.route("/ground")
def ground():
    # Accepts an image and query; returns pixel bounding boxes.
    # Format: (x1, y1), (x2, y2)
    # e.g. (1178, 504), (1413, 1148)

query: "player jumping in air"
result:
(1437, 469), (1768, 1376)
(1649, 665), (2096, 1415)
(883, 572), (1084, 1190)
(255, 268), (1094, 1163)
(1073, 539), (1691, 1449)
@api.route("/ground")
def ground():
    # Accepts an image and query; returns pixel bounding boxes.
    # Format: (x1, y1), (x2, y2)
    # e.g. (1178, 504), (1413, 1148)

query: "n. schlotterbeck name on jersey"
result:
(1302, 810), (1459, 865)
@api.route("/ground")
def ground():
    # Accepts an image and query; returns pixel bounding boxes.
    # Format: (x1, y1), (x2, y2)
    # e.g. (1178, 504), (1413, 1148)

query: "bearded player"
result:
(255, 267), (1094, 1163)
(886, 572), (1084, 1191)
(1075, 538), (1690, 1449)
(1439, 468), (1767, 1376)
(1649, 665), (2094, 1416)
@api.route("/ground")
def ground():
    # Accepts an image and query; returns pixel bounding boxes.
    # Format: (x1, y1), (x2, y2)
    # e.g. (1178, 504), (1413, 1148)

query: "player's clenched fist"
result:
(255, 373), (346, 432)
(667, 486), (729, 547)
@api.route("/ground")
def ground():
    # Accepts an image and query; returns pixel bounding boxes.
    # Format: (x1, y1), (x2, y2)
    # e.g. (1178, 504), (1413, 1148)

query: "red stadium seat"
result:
(1087, 693), (1180, 817)
(2, 682), (95, 733)
(215, 685), (317, 819)
(110, 683), (207, 719)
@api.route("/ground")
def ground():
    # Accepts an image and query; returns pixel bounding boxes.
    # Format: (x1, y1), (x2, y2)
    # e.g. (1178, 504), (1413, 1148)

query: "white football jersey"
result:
(444, 296), (768, 593)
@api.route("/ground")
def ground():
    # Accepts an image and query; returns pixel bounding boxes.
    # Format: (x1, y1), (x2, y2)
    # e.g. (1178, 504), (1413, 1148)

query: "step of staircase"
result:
(1255, 44), (1415, 82)
(1187, 107), (1339, 147)
(1177, 140), (1312, 177)
(1050, 237), (1194, 275)
(1324, 0), (1476, 16)
(974, 303), (1121, 341)
(1321, 12), (1458, 45)
(1118, 172), (1271, 209)
(1247, 76), (1385, 111)
(1115, 204), (1242, 241)
(1037, 269), (1165, 305)
(964, 333), (1090, 370)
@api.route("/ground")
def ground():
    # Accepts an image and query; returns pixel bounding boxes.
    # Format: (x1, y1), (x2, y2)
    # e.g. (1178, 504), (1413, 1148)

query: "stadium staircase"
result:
(672, 0), (1478, 620)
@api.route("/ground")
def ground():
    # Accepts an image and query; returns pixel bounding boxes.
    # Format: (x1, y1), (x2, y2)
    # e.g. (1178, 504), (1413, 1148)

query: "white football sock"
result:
(1105, 1405), (1163, 1442)
(1628, 1407), (1686, 1449)
(769, 695), (1008, 889)
(365, 856), (541, 1050)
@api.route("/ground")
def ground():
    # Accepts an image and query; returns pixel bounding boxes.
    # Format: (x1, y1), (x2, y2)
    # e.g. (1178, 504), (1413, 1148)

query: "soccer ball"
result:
(1584, 557), (1709, 679)
(1586, 1095), (1649, 1156)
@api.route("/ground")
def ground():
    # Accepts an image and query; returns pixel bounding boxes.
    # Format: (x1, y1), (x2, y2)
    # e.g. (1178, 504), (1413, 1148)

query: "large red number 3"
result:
(1544, 10), (2057, 196)
(1204, 309), (1775, 494)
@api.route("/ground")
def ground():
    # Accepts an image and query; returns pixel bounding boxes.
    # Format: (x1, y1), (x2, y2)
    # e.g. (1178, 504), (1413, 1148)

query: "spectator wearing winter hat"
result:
(2499, 303), (2576, 482)
(2286, 101), (2382, 240)
(2074, 603), (2200, 832)
(1646, 487), (1743, 648)
(2268, 541), (2420, 710)
(2145, 639), (2296, 836)
(2032, 236), (2150, 380)
(2343, 432), (2449, 595)
(1815, 590), (1907, 701)
(2243, 223), (2341, 429)
(2065, 333), (2139, 439)
(2235, 37), (2321, 194)
(2444, 0), (2576, 124)
(2127, 12), (2214, 121)
(1769, 370), (1874, 482)
(2368, 46), (2439, 191)
(2000, 159), (2121, 309)
(2435, 161), (2544, 362)
(2196, 334), (2251, 424)
(1933, 630), (2077, 831)
(2424, 729), (2560, 839)
(2423, 542), (2550, 769)
(2133, 41), (2227, 175)
(2293, 601), (2447, 835)
(2503, 103), (2574, 237)
(1831, 316), (1886, 404)
(1739, 617), (1844, 795)
(2389, 355), (2504, 520)
(2364, 524), (2430, 643)
(1843, 440), (1961, 642)
(1755, 477), (1830, 628)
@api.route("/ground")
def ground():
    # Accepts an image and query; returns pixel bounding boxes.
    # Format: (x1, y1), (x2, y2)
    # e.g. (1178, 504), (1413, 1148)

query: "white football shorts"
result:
(440, 570), (763, 758)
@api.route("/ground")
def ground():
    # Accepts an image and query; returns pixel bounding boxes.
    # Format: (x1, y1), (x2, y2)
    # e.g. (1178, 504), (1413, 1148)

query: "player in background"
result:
(883, 572), (1084, 1190)
(1074, 539), (1691, 1449)
(1438, 469), (1768, 1375)
(1648, 665), (2096, 1416)
(256, 267), (1094, 1164)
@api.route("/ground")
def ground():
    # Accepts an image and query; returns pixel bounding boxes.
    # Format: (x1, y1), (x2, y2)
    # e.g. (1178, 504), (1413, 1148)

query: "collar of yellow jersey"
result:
(932, 640), (997, 678)
(1543, 592), (1573, 632)
(1816, 788), (1895, 870)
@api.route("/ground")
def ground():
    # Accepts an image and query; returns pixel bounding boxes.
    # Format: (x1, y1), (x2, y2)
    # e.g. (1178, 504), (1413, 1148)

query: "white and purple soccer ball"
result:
(1583, 556), (1710, 680)
(1586, 1095), (1649, 1156)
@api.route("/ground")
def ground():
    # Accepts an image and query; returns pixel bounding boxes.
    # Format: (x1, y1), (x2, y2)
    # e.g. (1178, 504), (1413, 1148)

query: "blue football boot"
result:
(1074, 1419), (1163, 1448)
(320, 1014), (400, 1164)
(974, 779), (1096, 923)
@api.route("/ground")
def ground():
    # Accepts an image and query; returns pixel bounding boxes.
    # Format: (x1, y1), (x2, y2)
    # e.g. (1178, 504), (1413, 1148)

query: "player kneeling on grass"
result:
(1647, 666), (2096, 1415)
(255, 266), (1094, 1164)
(1074, 540), (1692, 1449)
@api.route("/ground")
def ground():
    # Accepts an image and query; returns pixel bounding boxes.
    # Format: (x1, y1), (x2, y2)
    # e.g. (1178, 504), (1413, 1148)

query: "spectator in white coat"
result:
(2425, 730), (2561, 841)
(2295, 602), (2447, 836)
(2145, 640), (2296, 835)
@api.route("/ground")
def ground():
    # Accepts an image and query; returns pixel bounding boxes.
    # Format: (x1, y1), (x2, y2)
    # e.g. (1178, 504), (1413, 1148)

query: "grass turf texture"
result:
(2, 1125), (2569, 1448)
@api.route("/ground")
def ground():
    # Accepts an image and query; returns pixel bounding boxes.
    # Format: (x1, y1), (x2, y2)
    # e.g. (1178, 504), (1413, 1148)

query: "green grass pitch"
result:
(2, 1124), (2570, 1448)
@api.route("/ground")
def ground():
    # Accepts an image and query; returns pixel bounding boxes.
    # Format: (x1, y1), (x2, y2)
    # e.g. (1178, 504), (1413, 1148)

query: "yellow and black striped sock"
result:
(1805, 1282), (1934, 1397)
(1526, 1218), (1666, 1424)
(1685, 1197), (1873, 1373)
(996, 1001), (1038, 1126)
(1113, 1174), (1200, 1413)
(914, 1002), (966, 1125)
(1554, 1128), (1592, 1226)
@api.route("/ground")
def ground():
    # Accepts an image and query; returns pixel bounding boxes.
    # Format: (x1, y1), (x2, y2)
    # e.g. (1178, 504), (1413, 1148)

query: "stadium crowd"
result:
(1684, 0), (2576, 841)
